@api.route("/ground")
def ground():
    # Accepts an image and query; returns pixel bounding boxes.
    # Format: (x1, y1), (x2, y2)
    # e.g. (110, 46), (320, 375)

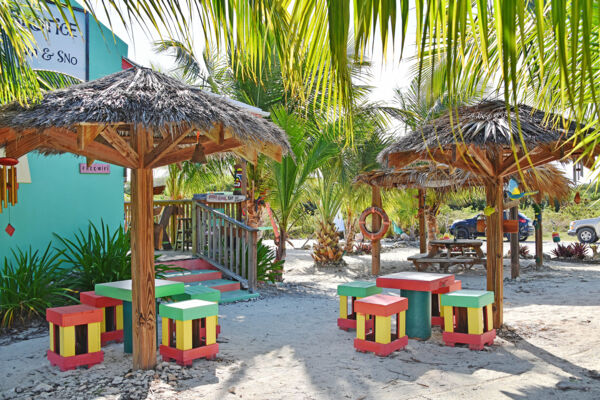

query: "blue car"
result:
(449, 211), (534, 241)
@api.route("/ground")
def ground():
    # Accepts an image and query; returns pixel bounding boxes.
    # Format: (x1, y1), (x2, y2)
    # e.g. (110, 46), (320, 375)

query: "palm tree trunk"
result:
(426, 205), (439, 252)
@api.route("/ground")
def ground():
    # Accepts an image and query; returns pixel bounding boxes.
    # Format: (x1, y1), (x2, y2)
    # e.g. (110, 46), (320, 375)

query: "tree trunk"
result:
(372, 187), (382, 275)
(418, 189), (427, 254)
(535, 201), (543, 268)
(426, 205), (439, 252)
(274, 226), (286, 281)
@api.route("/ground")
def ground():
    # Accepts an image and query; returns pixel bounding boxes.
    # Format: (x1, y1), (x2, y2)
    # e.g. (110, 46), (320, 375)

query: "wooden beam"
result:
(4, 133), (46, 158)
(0, 128), (16, 147)
(144, 126), (192, 168)
(150, 138), (243, 167)
(77, 125), (102, 150)
(469, 146), (496, 177)
(387, 152), (420, 169)
(130, 125), (156, 370)
(258, 141), (283, 162)
(510, 205), (520, 279)
(500, 150), (562, 176)
(41, 127), (137, 168)
(100, 126), (140, 167)
(371, 186), (382, 275)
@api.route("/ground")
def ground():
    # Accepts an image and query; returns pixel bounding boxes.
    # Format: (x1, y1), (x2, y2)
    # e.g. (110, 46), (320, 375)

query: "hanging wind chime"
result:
(0, 157), (19, 236)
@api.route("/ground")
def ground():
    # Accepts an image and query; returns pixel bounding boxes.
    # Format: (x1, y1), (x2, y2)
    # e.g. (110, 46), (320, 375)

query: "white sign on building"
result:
(26, 3), (88, 81)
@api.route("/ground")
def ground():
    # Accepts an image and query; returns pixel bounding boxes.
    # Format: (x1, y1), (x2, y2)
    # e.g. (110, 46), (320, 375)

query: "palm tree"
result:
(311, 171), (344, 266)
(268, 107), (338, 261)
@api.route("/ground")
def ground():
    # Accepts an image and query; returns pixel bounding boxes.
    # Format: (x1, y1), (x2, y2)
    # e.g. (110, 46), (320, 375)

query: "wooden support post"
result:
(535, 197), (543, 269)
(130, 126), (156, 369)
(418, 189), (427, 254)
(510, 205), (520, 279)
(371, 186), (382, 275)
(485, 177), (504, 328)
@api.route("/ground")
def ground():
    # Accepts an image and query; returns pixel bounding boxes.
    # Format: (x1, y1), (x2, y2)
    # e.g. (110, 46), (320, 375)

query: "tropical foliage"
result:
(0, 244), (74, 327)
(256, 239), (284, 283)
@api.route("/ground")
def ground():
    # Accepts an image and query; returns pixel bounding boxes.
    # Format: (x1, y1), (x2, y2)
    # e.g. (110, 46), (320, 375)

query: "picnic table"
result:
(407, 239), (486, 272)
(95, 279), (185, 354)
(376, 272), (455, 340)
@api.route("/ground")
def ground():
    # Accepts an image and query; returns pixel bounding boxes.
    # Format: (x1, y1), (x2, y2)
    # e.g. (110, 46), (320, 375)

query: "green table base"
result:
(400, 289), (431, 340)
(122, 300), (159, 354)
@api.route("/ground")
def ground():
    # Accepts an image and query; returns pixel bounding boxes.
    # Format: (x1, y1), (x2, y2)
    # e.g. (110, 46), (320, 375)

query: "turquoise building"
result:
(0, 4), (129, 257)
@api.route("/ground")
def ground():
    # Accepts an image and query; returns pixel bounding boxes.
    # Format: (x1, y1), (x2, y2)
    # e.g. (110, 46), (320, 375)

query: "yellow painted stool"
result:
(440, 289), (496, 350)
(159, 299), (219, 366)
(337, 281), (381, 331)
(46, 305), (104, 371)
(354, 294), (408, 356)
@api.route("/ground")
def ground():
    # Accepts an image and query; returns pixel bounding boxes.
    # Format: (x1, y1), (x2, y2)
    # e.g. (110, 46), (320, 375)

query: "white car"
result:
(568, 217), (600, 243)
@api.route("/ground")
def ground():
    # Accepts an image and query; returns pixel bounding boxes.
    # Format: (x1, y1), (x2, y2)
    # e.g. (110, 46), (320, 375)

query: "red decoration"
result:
(5, 223), (15, 236)
(0, 157), (18, 166)
(574, 191), (581, 204)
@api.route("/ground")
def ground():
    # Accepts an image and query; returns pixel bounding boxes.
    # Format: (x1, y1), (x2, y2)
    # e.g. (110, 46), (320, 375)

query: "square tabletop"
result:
(376, 271), (455, 292)
(95, 279), (185, 302)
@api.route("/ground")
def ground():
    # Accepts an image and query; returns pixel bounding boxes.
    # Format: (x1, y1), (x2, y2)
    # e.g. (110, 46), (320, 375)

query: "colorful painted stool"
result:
(337, 281), (381, 331)
(46, 304), (103, 371)
(431, 279), (462, 328)
(80, 291), (124, 346)
(171, 286), (222, 337)
(440, 290), (496, 350)
(159, 300), (219, 366)
(354, 294), (408, 356)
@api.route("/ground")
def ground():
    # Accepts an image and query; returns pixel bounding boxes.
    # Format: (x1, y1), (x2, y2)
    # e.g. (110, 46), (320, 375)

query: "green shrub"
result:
(256, 239), (284, 283)
(0, 244), (75, 328)
(55, 220), (176, 291)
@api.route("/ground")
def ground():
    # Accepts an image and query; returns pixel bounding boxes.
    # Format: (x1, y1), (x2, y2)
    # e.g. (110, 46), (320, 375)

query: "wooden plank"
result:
(151, 138), (243, 167)
(100, 126), (140, 167)
(144, 126), (192, 168)
(130, 125), (157, 369)
(485, 174), (504, 329)
(371, 186), (382, 275)
(42, 127), (137, 168)
(248, 230), (258, 292)
(4, 133), (46, 158)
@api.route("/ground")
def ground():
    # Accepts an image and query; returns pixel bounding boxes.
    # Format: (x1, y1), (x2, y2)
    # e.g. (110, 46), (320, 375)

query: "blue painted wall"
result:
(0, 9), (128, 258)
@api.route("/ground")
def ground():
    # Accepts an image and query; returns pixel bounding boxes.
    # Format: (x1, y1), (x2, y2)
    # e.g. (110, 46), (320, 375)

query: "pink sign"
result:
(79, 163), (110, 174)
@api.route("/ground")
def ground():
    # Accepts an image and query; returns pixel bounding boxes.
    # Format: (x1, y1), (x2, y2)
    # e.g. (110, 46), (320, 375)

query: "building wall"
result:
(0, 9), (128, 257)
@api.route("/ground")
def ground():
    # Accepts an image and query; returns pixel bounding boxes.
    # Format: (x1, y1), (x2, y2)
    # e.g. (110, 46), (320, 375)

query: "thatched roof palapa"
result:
(355, 163), (572, 202)
(0, 67), (291, 165)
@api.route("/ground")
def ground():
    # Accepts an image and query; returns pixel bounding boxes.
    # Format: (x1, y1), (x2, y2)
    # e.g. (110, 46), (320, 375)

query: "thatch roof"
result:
(355, 163), (572, 202)
(0, 67), (291, 156)
(378, 100), (582, 166)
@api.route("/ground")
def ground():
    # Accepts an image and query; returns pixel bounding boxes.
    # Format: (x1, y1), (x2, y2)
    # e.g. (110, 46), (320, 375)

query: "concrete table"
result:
(376, 272), (455, 340)
(95, 279), (185, 353)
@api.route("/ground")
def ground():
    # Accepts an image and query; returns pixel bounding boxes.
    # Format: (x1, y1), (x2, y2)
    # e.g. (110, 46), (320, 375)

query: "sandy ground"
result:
(1, 239), (600, 399)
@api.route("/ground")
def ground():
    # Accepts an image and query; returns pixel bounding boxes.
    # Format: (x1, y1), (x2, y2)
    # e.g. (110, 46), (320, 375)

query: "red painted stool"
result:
(46, 305), (103, 371)
(354, 294), (408, 357)
(431, 279), (461, 328)
(441, 290), (496, 350)
(80, 291), (124, 345)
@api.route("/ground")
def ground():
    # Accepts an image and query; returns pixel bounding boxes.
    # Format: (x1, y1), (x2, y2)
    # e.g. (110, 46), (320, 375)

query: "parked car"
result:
(449, 211), (534, 241)
(568, 217), (600, 243)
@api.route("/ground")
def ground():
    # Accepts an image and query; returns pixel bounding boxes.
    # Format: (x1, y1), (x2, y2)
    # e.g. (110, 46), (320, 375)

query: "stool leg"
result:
(162, 318), (170, 346)
(49, 323), (55, 352)
(467, 307), (484, 335)
(176, 320), (193, 351)
(59, 326), (75, 357)
(206, 316), (217, 345)
(443, 306), (454, 333)
(375, 315), (391, 345)
(356, 313), (366, 340)
(88, 322), (101, 353)
(339, 296), (348, 319)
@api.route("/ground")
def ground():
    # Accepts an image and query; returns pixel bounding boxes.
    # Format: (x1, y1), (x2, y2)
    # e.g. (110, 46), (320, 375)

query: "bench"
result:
(407, 254), (486, 272)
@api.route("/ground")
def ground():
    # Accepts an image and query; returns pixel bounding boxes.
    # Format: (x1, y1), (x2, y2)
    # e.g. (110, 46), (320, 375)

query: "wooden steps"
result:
(159, 257), (258, 303)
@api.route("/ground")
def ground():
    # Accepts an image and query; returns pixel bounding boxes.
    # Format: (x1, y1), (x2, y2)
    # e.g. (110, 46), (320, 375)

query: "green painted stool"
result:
(337, 281), (381, 331)
(159, 300), (219, 366)
(441, 290), (496, 350)
(171, 286), (221, 337)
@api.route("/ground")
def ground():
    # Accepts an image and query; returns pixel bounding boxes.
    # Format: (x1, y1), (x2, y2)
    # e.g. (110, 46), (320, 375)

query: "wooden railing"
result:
(125, 199), (194, 250)
(194, 202), (258, 292)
